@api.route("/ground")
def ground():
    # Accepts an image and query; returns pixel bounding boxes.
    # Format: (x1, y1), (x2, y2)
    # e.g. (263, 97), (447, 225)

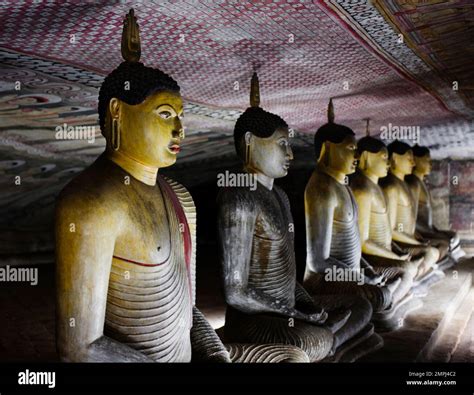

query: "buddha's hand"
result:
(307, 310), (328, 325)
(287, 307), (327, 325)
(364, 273), (386, 287)
(207, 350), (232, 363)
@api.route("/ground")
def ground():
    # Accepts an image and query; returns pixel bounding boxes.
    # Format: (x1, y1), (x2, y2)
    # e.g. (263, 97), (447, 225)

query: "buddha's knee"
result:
(405, 261), (419, 279)
(364, 285), (391, 312)
(340, 294), (373, 325)
(289, 325), (333, 362)
(425, 246), (440, 266)
(226, 343), (310, 363)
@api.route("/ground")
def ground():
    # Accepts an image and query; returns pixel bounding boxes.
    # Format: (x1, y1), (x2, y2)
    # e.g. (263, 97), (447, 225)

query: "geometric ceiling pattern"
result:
(371, 0), (474, 117)
(0, 0), (470, 132)
(0, 0), (473, 231)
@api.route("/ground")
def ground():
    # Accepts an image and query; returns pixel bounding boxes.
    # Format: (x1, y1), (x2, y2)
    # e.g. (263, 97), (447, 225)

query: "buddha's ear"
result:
(109, 98), (121, 119)
(359, 151), (368, 170)
(244, 131), (252, 146)
(316, 141), (326, 163)
(390, 152), (398, 169)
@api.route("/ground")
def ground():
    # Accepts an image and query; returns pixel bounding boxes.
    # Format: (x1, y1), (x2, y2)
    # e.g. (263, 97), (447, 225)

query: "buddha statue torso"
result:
(406, 173), (462, 263)
(240, 184), (296, 306)
(383, 173), (417, 236)
(406, 174), (432, 229)
(57, 155), (195, 362)
(306, 169), (361, 272)
(352, 172), (392, 250)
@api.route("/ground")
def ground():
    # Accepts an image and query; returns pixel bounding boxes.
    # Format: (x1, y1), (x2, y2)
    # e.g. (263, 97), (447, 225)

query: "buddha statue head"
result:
(412, 144), (432, 178)
(357, 120), (389, 179)
(234, 72), (292, 182)
(98, 9), (184, 182)
(387, 141), (415, 177)
(314, 99), (357, 178)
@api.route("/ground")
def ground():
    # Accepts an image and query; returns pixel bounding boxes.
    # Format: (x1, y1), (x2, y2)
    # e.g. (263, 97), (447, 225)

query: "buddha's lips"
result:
(168, 144), (181, 154)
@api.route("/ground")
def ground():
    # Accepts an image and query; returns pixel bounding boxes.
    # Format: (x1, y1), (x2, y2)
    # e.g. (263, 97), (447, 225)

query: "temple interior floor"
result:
(0, 256), (473, 362)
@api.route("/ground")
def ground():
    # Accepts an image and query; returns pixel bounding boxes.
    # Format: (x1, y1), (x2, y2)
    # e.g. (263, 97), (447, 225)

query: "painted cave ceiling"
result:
(0, 0), (473, 229)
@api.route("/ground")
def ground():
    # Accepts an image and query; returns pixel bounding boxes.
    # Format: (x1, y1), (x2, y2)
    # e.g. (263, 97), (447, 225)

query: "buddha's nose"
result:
(173, 118), (184, 140)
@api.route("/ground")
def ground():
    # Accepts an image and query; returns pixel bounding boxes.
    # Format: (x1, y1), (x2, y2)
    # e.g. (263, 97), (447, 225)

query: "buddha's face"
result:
(246, 127), (293, 179)
(326, 135), (358, 175)
(414, 154), (431, 176)
(110, 90), (184, 168)
(391, 150), (415, 176)
(364, 147), (389, 178)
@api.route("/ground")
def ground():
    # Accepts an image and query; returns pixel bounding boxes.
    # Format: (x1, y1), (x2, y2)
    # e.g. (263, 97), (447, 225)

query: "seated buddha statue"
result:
(55, 10), (230, 362)
(350, 129), (422, 317)
(218, 76), (378, 362)
(406, 145), (465, 265)
(304, 101), (404, 323)
(379, 141), (443, 284)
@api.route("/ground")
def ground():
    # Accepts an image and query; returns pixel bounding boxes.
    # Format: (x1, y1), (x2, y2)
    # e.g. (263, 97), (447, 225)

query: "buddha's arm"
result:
(384, 185), (421, 245)
(294, 282), (325, 316)
(353, 188), (403, 260)
(190, 307), (231, 362)
(55, 196), (152, 362)
(305, 185), (355, 272)
(217, 190), (321, 323)
(360, 256), (387, 285)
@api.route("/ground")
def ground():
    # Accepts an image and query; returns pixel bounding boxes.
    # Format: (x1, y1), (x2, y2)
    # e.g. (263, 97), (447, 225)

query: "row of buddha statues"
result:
(54, 10), (464, 363)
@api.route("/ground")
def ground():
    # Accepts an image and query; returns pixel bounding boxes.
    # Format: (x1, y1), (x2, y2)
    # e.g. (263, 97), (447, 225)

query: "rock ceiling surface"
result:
(0, 0), (473, 227)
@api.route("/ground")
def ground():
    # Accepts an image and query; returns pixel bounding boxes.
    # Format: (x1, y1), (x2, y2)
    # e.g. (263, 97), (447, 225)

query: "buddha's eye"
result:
(158, 111), (172, 119)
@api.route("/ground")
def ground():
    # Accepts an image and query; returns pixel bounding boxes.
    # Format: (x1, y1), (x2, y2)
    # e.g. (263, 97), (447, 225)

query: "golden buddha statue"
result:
(304, 101), (405, 325)
(55, 9), (230, 362)
(406, 145), (465, 267)
(379, 141), (444, 286)
(217, 75), (364, 362)
(350, 127), (422, 321)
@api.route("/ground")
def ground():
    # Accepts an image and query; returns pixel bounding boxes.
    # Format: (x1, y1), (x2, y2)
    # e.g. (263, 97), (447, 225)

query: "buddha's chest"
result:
(397, 182), (414, 209)
(254, 192), (291, 239)
(419, 181), (430, 205)
(371, 186), (388, 214)
(334, 185), (356, 222)
(114, 186), (175, 265)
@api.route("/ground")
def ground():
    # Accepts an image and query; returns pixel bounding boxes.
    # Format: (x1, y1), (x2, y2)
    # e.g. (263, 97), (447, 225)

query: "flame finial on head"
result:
(365, 118), (371, 137)
(250, 72), (260, 108)
(121, 8), (141, 63)
(328, 98), (335, 124)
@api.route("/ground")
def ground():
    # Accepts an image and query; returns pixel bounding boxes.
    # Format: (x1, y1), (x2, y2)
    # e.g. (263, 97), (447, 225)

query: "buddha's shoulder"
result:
(350, 171), (369, 191)
(305, 169), (336, 199)
(379, 173), (399, 191)
(56, 158), (126, 217)
(217, 185), (259, 210)
(405, 174), (419, 188)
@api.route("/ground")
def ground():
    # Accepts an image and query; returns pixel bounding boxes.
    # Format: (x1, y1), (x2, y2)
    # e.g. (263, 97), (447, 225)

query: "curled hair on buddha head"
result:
(314, 98), (355, 159)
(357, 118), (386, 155)
(387, 140), (412, 157)
(233, 72), (288, 158)
(412, 144), (430, 157)
(98, 9), (180, 134)
(98, 62), (179, 133)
